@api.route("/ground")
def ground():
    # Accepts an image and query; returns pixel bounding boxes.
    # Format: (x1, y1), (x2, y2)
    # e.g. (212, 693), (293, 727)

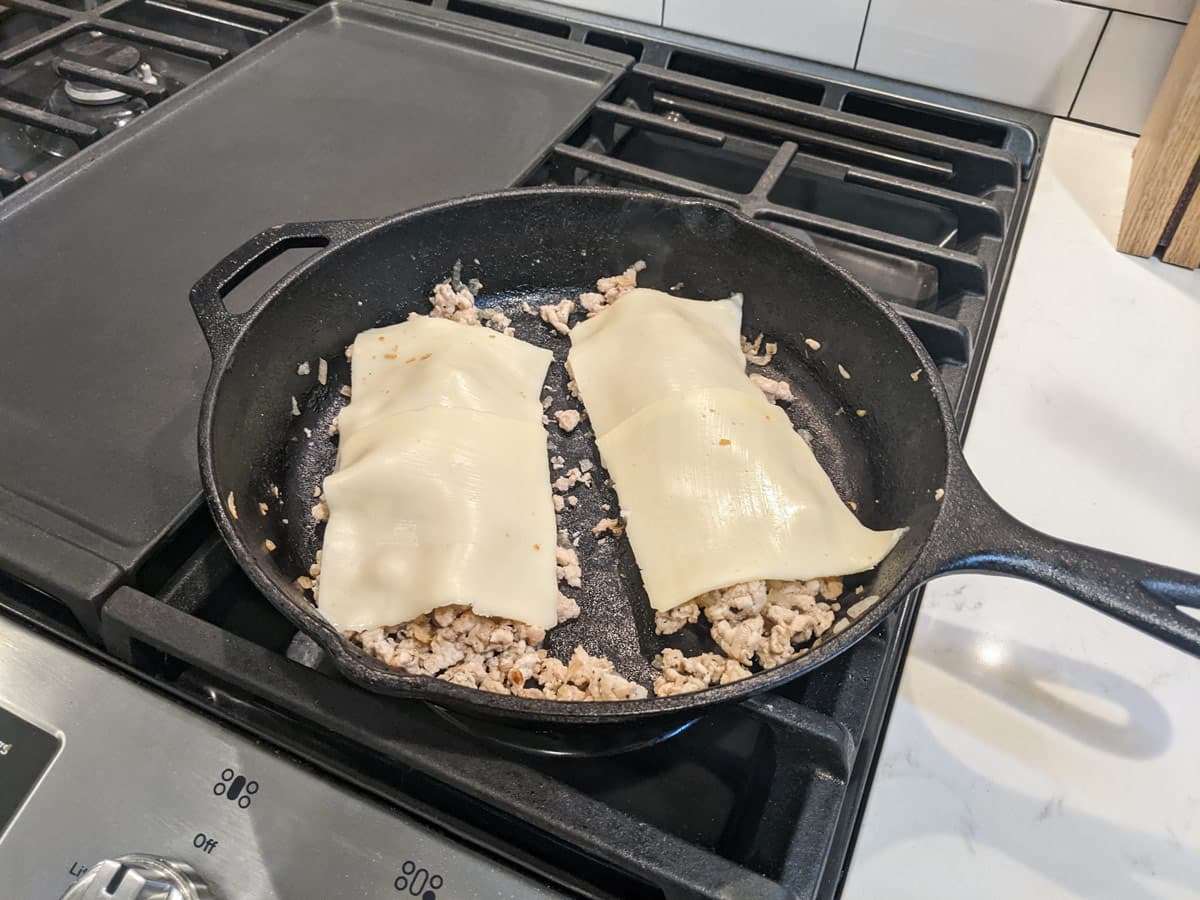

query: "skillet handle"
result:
(189, 220), (364, 359)
(926, 461), (1200, 657)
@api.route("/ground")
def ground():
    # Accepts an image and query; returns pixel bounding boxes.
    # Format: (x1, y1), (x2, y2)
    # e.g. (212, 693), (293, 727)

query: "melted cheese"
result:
(566, 288), (759, 437)
(318, 317), (557, 631)
(339, 316), (550, 437)
(568, 289), (905, 612)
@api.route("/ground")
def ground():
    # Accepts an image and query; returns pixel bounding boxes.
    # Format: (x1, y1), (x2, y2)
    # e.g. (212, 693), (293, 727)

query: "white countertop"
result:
(843, 118), (1200, 900)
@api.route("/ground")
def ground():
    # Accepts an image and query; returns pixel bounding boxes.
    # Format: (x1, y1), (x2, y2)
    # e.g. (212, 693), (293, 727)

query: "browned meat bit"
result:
(652, 648), (751, 697)
(258, 501), (269, 516)
(564, 646), (648, 700)
(296, 360), (311, 376)
(711, 616), (764, 666)
(591, 517), (623, 538)
(555, 545), (582, 589)
(654, 600), (700, 635)
(554, 409), (582, 433)
(538, 299), (574, 335)
(553, 495), (565, 513)
(579, 260), (645, 316)
(550, 454), (565, 470)
(677, 578), (840, 676)
(741, 333), (778, 366)
(328, 414), (340, 437)
(749, 373), (795, 403)
(552, 467), (592, 493)
(556, 591), (581, 624)
(226, 491), (239, 520)
(429, 281), (480, 326)
(311, 495), (330, 522)
(479, 307), (514, 336)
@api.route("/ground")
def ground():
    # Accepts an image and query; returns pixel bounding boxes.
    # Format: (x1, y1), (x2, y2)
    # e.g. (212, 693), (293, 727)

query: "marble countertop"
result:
(842, 119), (1200, 900)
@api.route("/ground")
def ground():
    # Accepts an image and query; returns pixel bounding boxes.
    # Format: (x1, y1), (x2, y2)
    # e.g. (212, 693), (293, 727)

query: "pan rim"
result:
(196, 184), (959, 724)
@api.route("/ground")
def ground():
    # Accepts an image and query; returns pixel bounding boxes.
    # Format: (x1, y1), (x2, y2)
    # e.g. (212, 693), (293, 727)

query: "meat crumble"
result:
(651, 577), (844, 695)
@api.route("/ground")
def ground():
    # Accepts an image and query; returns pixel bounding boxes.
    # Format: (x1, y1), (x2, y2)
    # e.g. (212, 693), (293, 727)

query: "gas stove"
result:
(0, 1), (1051, 897)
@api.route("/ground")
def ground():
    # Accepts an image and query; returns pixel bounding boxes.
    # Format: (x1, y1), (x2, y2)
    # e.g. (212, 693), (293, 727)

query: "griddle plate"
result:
(0, 1), (628, 609)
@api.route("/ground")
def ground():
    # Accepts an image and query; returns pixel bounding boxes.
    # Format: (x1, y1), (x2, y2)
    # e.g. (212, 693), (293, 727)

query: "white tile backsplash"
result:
(1064, 0), (1194, 23)
(1071, 12), (1185, 132)
(545, 0), (663, 26)
(857, 0), (1107, 115)
(662, 0), (871, 69)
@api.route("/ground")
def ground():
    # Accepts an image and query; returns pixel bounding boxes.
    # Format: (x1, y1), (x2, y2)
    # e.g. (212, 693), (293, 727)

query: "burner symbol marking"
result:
(212, 768), (259, 808)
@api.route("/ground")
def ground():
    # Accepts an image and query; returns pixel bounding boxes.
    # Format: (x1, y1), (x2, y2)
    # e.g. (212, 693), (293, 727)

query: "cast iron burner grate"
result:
(0, 1), (1051, 898)
(0, 0), (307, 194)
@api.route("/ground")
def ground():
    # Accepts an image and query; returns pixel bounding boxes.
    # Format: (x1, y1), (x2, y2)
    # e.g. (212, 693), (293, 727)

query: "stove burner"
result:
(63, 62), (159, 106)
(61, 32), (142, 75)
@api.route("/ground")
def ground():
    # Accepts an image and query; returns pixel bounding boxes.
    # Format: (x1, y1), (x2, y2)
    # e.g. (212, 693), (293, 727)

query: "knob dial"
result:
(60, 854), (212, 900)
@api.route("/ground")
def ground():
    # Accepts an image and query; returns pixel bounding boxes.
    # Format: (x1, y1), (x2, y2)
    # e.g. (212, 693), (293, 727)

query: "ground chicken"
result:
(591, 517), (623, 538)
(479, 307), (514, 337)
(579, 260), (645, 316)
(740, 333), (778, 366)
(555, 545), (582, 589)
(553, 495), (565, 512)
(653, 578), (842, 681)
(654, 600), (700, 635)
(539, 299), (574, 335)
(552, 467), (592, 493)
(554, 409), (582, 433)
(429, 281), (480, 326)
(653, 648), (752, 697)
(711, 615), (764, 666)
(556, 591), (581, 623)
(749, 373), (795, 403)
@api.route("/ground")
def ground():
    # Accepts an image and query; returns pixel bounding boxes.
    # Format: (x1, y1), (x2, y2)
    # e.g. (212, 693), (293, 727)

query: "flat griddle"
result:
(0, 1), (628, 631)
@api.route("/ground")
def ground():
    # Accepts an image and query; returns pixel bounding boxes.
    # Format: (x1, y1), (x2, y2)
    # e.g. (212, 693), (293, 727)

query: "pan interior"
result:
(207, 191), (949, 695)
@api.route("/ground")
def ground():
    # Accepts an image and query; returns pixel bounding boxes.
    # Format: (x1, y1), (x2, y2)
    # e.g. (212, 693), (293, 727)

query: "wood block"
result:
(1117, 13), (1200, 261)
(1163, 174), (1200, 266)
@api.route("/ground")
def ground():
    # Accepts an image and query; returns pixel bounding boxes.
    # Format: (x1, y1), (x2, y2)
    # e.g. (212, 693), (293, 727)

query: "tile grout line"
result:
(853, 0), (874, 69)
(1068, 9), (1111, 119)
(1058, 0), (1191, 26)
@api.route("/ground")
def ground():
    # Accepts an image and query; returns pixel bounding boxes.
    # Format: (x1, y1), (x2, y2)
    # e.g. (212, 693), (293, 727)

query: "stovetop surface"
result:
(0, 2), (1052, 897)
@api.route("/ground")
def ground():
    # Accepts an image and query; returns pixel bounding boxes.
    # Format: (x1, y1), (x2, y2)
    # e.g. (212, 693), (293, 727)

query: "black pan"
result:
(190, 187), (1200, 737)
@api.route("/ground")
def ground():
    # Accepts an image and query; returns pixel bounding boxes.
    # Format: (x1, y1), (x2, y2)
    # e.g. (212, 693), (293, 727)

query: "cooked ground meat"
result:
(578, 260), (645, 316)
(349, 607), (644, 701)
(650, 577), (843, 695)
(653, 648), (752, 697)
(555, 545), (582, 589)
(740, 333), (778, 366)
(552, 467), (592, 493)
(429, 280), (480, 326)
(749, 373), (795, 403)
(539, 299), (574, 335)
(591, 517), (623, 538)
(554, 409), (582, 433)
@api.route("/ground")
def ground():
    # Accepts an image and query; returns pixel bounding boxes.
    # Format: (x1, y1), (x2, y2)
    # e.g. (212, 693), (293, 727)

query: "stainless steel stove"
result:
(0, 1), (1052, 897)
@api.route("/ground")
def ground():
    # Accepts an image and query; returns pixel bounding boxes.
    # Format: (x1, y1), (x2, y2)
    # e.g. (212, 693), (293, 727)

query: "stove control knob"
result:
(61, 854), (213, 900)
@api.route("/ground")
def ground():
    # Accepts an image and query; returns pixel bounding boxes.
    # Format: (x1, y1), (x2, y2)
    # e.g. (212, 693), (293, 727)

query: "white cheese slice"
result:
(567, 288), (760, 437)
(319, 407), (558, 631)
(339, 316), (551, 437)
(317, 316), (557, 632)
(597, 388), (905, 611)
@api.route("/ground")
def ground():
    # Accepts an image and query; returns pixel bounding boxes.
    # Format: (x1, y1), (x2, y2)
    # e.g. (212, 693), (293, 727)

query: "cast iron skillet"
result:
(190, 187), (1200, 735)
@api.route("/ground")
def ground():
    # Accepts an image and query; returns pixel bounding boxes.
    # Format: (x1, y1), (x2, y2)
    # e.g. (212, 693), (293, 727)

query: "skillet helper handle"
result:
(189, 220), (357, 359)
(929, 463), (1200, 658)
